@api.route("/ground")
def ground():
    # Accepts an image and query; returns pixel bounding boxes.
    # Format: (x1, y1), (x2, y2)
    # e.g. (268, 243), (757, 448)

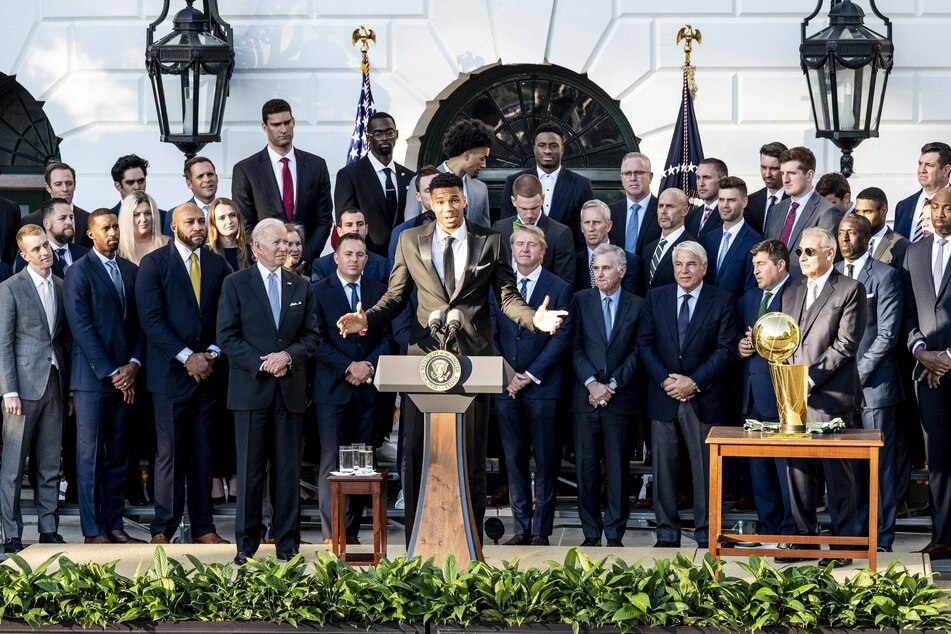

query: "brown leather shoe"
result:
(107, 529), (145, 544)
(927, 544), (951, 560)
(150, 534), (170, 544)
(530, 535), (550, 546)
(84, 535), (110, 544)
(194, 532), (230, 545)
(503, 533), (529, 546)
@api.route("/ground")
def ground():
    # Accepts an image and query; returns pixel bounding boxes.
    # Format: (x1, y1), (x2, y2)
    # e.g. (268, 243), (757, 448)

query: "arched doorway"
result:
(418, 64), (639, 222)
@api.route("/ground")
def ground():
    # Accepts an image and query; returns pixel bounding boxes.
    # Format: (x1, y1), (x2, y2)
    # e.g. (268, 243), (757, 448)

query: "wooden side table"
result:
(327, 468), (388, 566)
(706, 428), (883, 569)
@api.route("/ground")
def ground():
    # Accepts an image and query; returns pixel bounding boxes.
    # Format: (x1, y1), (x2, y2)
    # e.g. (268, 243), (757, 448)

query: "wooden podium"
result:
(375, 354), (514, 564)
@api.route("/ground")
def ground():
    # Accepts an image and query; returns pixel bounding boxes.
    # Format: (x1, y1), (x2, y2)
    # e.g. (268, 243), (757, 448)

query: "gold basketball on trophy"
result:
(751, 312), (809, 436)
(752, 312), (800, 364)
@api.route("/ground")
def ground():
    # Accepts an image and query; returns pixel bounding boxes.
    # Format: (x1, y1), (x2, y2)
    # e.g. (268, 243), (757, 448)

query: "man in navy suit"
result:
(232, 99), (334, 263)
(737, 239), (796, 538)
(701, 176), (761, 299)
(161, 156), (220, 235)
(835, 214), (903, 551)
(500, 122), (594, 249)
(574, 200), (642, 296)
(893, 142), (951, 242)
(571, 243), (642, 547)
(389, 167), (438, 264)
(684, 158), (728, 240)
(312, 232), (393, 543)
(311, 208), (391, 284)
(109, 154), (170, 238)
(63, 209), (146, 544)
(14, 199), (88, 277)
(493, 225), (573, 546)
(135, 203), (231, 545)
(641, 188), (696, 292)
(746, 142), (789, 235)
(638, 240), (738, 548)
(608, 152), (661, 257)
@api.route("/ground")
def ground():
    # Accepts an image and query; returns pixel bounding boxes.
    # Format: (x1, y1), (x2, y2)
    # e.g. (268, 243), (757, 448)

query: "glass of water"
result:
(338, 446), (356, 474)
(357, 448), (375, 475)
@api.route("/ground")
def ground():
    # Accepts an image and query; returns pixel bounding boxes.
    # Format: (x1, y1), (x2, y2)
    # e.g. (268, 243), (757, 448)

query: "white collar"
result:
(660, 225), (686, 244)
(722, 218), (746, 237)
(435, 220), (468, 243)
(267, 146), (294, 166)
(173, 239), (200, 263)
(845, 251), (870, 276)
(336, 271), (362, 289)
(515, 263), (543, 284)
(677, 281), (703, 299)
(702, 200), (718, 210)
(536, 165), (561, 180)
(871, 224), (888, 240)
(26, 265), (53, 287)
(626, 192), (652, 212)
(765, 274), (790, 297)
(93, 248), (118, 265)
(809, 266), (834, 291)
(256, 260), (282, 282)
(791, 188), (816, 208)
(367, 152), (395, 173)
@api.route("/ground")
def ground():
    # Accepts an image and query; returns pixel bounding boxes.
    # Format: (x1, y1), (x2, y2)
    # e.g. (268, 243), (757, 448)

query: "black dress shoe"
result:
(579, 537), (601, 547)
(503, 533), (529, 546)
(212, 496), (226, 505)
(530, 536), (549, 546)
(818, 557), (852, 568)
(3, 538), (24, 553)
(107, 529), (145, 544)
(38, 532), (65, 544)
(653, 540), (680, 548)
(345, 535), (360, 545)
(234, 552), (253, 565)
(276, 549), (300, 562)
(606, 538), (624, 547)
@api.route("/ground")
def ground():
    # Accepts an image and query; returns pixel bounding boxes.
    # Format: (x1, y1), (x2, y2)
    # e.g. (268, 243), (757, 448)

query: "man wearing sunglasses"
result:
(777, 227), (867, 567)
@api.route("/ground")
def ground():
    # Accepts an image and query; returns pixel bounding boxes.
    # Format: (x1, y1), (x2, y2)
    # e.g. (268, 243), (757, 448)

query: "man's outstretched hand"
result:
(533, 295), (569, 334)
(337, 301), (368, 337)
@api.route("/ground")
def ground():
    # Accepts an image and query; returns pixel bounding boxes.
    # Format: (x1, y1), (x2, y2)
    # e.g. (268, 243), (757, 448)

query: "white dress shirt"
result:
(626, 192), (651, 235)
(367, 151), (397, 194)
(257, 261), (283, 306)
(843, 251), (870, 279)
(515, 263), (543, 303)
(432, 221), (468, 289)
(788, 188), (817, 226)
(717, 218), (746, 266)
(676, 281), (703, 322)
(267, 145), (297, 205)
(537, 166), (561, 216)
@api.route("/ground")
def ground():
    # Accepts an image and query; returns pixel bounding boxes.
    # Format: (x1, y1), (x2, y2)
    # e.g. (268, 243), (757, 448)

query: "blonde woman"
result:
(118, 191), (168, 264)
(207, 198), (251, 271)
(283, 223), (310, 277)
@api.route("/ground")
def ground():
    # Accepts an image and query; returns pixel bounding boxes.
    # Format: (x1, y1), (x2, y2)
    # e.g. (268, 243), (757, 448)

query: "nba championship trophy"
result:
(751, 312), (810, 438)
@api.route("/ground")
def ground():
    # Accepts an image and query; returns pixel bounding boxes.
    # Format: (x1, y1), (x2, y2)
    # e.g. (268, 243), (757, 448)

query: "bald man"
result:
(641, 188), (696, 291)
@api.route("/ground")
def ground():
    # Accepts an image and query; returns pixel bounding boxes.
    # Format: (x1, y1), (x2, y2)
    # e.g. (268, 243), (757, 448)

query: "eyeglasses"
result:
(795, 247), (822, 258)
(369, 129), (397, 140)
(620, 170), (650, 179)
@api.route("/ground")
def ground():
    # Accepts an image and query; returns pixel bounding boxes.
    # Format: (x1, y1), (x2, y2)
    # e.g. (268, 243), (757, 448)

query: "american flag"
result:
(658, 68), (704, 201)
(346, 51), (376, 165)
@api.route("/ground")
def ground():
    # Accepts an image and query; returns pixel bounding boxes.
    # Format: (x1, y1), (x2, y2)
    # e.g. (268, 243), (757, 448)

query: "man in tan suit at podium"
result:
(337, 172), (567, 545)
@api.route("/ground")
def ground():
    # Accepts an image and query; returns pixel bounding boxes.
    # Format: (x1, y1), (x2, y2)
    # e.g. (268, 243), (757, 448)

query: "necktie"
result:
(588, 253), (596, 288)
(40, 279), (54, 334)
(678, 294), (691, 350)
(280, 157), (294, 221)
(649, 238), (668, 282)
(779, 201), (800, 246)
(55, 247), (68, 272)
(805, 281), (819, 311)
(382, 167), (398, 221)
(443, 235), (456, 297)
(519, 278), (529, 300)
(699, 206), (714, 232)
(716, 231), (732, 273)
(846, 263), (854, 279)
(764, 195), (778, 230)
(602, 296), (613, 339)
(913, 200), (927, 243)
(868, 237), (876, 259)
(346, 282), (359, 312)
(625, 203), (641, 253)
(267, 271), (281, 327)
(758, 290), (773, 318)
(105, 259), (126, 315)
(934, 238), (948, 294)
(189, 252), (201, 305)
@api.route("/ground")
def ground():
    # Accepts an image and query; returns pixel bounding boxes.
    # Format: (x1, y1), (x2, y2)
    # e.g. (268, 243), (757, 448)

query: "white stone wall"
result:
(3, 0), (949, 220)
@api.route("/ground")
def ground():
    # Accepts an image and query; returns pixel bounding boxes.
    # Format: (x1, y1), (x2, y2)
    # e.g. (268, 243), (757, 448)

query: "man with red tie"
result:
(685, 158), (728, 240)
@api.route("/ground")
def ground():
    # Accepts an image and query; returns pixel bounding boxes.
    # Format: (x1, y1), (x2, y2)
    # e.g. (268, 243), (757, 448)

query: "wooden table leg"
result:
(868, 445), (880, 571)
(330, 480), (343, 559)
(372, 486), (381, 566)
(378, 478), (387, 562)
(709, 441), (722, 562)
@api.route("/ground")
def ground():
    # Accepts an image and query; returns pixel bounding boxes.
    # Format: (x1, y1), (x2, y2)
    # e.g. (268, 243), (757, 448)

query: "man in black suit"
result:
(14, 199), (88, 277)
(232, 99), (334, 263)
(492, 173), (575, 285)
(638, 240), (738, 548)
(608, 152), (661, 257)
(313, 233), (393, 543)
(746, 142), (789, 234)
(0, 196), (19, 269)
(902, 188), (951, 560)
(684, 157), (728, 239)
(641, 188), (695, 291)
(571, 243), (642, 547)
(337, 172), (568, 545)
(311, 208), (391, 284)
(136, 203), (231, 546)
(20, 163), (92, 248)
(500, 122), (593, 248)
(109, 154), (170, 238)
(217, 218), (319, 564)
(779, 227), (867, 567)
(854, 187), (908, 269)
(575, 200), (641, 295)
(334, 112), (414, 257)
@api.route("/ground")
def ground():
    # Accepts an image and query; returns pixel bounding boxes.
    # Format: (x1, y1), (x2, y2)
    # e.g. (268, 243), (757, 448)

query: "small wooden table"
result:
(327, 469), (388, 566)
(706, 428), (883, 569)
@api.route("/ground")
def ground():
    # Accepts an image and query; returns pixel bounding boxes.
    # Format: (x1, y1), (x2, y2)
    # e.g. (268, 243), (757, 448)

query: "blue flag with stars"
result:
(346, 52), (376, 165)
(658, 69), (704, 199)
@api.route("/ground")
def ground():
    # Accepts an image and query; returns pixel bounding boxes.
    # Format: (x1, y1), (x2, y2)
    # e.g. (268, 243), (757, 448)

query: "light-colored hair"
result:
(207, 197), (250, 270)
(592, 242), (626, 270)
(580, 199), (611, 224)
(621, 151), (652, 171)
(510, 224), (548, 252)
(673, 240), (708, 266)
(801, 226), (836, 250)
(118, 191), (167, 263)
(252, 218), (286, 247)
(16, 224), (44, 249)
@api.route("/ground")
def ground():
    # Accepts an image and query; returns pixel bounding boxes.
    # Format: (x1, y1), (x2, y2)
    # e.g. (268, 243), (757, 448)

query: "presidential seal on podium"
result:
(419, 349), (462, 392)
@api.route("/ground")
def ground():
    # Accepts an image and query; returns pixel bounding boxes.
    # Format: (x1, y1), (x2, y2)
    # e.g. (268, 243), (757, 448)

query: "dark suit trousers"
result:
(233, 391), (302, 556)
(574, 409), (631, 541)
(74, 389), (131, 536)
(150, 384), (218, 540)
(495, 396), (559, 537)
(916, 380), (951, 544)
(746, 403), (795, 536)
(316, 400), (375, 540)
(652, 402), (710, 545)
(854, 405), (897, 548)
(0, 368), (63, 539)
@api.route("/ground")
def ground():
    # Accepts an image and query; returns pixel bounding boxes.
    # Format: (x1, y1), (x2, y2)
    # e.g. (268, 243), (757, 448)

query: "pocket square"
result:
(290, 301), (303, 307)
(475, 263), (491, 271)
(866, 293), (876, 299)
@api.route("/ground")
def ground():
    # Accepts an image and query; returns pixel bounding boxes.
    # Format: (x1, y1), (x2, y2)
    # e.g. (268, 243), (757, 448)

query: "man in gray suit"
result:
(765, 147), (842, 275)
(836, 214), (903, 552)
(404, 119), (493, 227)
(854, 187), (909, 269)
(778, 227), (867, 567)
(0, 225), (70, 553)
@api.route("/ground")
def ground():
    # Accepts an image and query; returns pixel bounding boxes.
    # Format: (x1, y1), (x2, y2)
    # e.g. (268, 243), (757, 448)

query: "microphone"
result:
(428, 310), (446, 339)
(445, 309), (464, 343)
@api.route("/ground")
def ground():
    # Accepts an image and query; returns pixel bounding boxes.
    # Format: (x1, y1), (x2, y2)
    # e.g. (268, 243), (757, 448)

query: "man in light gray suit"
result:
(777, 227), (867, 567)
(836, 214), (903, 551)
(404, 119), (492, 227)
(765, 147), (842, 275)
(0, 225), (70, 553)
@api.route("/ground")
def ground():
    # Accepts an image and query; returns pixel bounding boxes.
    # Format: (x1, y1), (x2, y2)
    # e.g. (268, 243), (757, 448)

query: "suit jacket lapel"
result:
(359, 156), (388, 219)
(19, 272), (50, 334)
(789, 196), (819, 247)
(454, 231), (484, 301)
(680, 286), (707, 351)
(590, 292), (609, 344)
(547, 172), (566, 223)
(417, 224), (449, 302)
(90, 255), (123, 312)
(168, 243), (200, 311)
(608, 291), (632, 346)
(801, 272), (837, 337)
(247, 267), (278, 333)
(277, 269), (295, 329)
(258, 149), (285, 216)
(916, 236), (939, 301)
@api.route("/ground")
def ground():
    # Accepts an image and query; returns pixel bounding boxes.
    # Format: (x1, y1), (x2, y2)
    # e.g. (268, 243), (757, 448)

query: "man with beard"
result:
(135, 203), (231, 545)
(15, 199), (88, 277)
(641, 188), (695, 291)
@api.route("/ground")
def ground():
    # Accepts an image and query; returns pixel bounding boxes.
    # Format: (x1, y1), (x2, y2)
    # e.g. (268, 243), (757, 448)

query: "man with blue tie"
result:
(63, 209), (146, 544)
(136, 203), (231, 545)
(493, 225), (573, 546)
(13, 199), (89, 277)
(637, 241), (738, 548)
(312, 232), (393, 544)
(737, 239), (796, 538)
(310, 208), (391, 284)
(608, 153), (661, 257)
(702, 176), (761, 298)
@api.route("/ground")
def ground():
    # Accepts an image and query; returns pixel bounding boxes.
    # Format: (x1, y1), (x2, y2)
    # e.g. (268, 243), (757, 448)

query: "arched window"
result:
(419, 64), (638, 220)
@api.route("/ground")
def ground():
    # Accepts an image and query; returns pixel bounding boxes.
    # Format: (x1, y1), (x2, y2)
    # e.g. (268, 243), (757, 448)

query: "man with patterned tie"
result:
(685, 158), (728, 239)
(135, 203), (231, 546)
(573, 200), (642, 295)
(217, 218), (319, 564)
(161, 157), (219, 235)
(608, 152), (661, 257)
(640, 188), (695, 292)
(700, 176), (761, 299)
(745, 142), (789, 235)
(894, 142), (951, 242)
(14, 198), (88, 277)
(232, 99), (334, 264)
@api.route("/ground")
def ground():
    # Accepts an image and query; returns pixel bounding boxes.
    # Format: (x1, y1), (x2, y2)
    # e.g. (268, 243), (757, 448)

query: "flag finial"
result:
(351, 26), (376, 55)
(676, 24), (702, 66)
